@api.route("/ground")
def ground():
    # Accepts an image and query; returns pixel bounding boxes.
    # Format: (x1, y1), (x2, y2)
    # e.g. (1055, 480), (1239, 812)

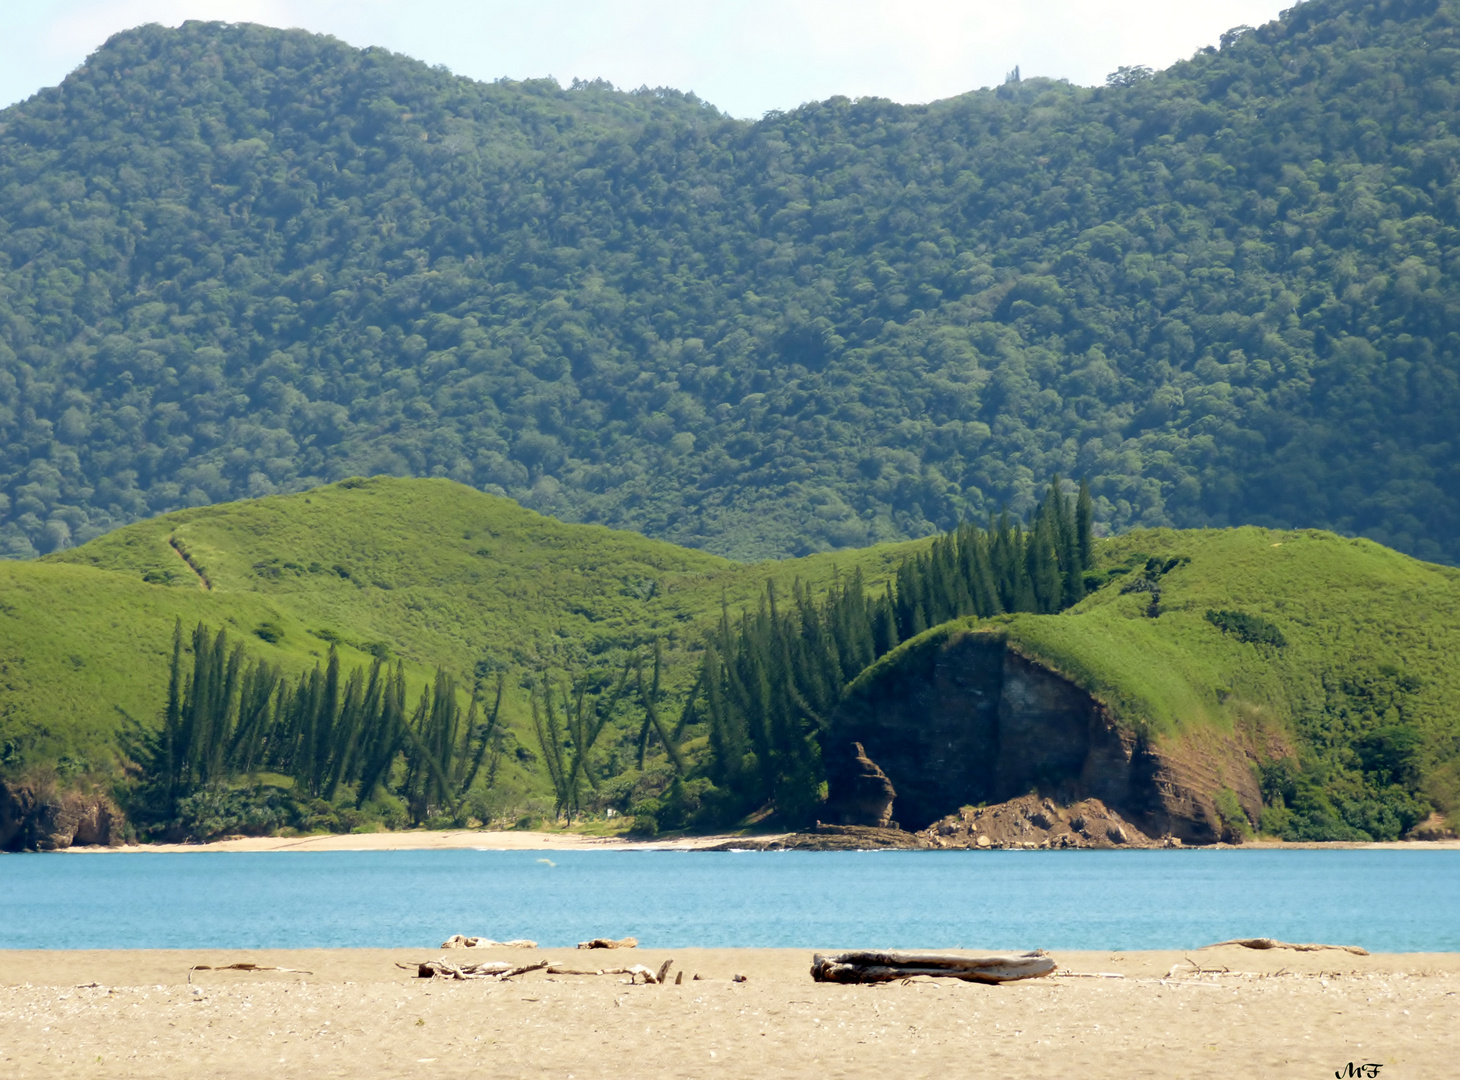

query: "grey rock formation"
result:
(826, 742), (897, 827)
(0, 780), (124, 851)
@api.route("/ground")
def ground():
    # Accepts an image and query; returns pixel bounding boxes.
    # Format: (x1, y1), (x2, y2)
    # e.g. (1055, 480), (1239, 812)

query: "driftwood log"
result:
(1201, 938), (1370, 956)
(440, 935), (538, 949)
(810, 950), (1056, 984)
(577, 936), (638, 950)
(538, 964), (663, 983)
(408, 959), (550, 980)
(407, 958), (670, 983)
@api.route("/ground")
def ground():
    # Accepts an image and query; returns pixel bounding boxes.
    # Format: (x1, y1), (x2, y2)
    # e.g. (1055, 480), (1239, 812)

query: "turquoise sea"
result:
(2, 849), (1456, 951)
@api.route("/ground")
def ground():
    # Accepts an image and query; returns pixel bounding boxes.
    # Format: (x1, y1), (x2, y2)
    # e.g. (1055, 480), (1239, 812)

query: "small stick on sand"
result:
(188, 963), (313, 983)
(1201, 938), (1370, 956)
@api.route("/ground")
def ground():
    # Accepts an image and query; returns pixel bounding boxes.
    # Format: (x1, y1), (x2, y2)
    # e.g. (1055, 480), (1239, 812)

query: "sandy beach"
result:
(1, 944), (1455, 1078)
(62, 829), (758, 854)
(60, 828), (1460, 854)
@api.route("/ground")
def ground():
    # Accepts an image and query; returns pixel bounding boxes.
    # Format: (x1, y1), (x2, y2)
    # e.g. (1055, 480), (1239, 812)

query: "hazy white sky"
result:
(2, 1), (1293, 118)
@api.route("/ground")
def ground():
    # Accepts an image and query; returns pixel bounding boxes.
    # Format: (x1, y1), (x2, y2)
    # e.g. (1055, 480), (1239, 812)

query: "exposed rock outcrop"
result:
(829, 742), (897, 828)
(917, 794), (1179, 850)
(825, 629), (1262, 843)
(1407, 812), (1458, 841)
(0, 779), (125, 851)
(704, 824), (936, 851)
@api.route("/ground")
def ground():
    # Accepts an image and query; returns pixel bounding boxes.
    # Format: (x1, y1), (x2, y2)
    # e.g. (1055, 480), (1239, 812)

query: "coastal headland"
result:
(1, 944), (1454, 1078)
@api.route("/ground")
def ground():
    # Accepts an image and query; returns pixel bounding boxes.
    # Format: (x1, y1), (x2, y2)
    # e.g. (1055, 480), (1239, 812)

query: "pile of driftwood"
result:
(810, 950), (1056, 984)
(438, 933), (638, 950)
(409, 957), (678, 984)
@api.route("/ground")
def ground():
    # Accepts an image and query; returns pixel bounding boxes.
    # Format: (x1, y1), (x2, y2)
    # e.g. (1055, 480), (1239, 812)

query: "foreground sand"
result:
(1, 945), (1454, 1078)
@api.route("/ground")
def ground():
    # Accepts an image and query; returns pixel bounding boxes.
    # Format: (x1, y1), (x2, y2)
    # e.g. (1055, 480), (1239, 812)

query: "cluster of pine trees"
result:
(699, 480), (1095, 823)
(124, 622), (504, 829)
(530, 643), (692, 820)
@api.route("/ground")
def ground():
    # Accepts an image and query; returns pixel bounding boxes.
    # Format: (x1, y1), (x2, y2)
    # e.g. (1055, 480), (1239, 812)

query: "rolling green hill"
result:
(1, 475), (911, 786)
(3, 0), (1460, 562)
(1, 478), (1457, 844)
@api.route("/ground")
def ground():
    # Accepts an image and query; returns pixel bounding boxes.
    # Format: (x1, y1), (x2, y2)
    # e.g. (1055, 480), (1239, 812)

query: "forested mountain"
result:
(2, 0), (1458, 560)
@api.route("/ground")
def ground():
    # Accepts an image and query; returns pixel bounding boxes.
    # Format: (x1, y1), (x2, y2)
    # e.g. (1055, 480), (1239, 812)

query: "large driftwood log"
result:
(810, 950), (1056, 984)
(409, 959), (550, 980)
(440, 934), (538, 949)
(577, 936), (638, 950)
(1201, 938), (1370, 956)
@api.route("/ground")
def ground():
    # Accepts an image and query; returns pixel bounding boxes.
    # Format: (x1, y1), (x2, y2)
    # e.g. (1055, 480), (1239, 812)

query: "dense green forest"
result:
(2, 0), (1460, 561)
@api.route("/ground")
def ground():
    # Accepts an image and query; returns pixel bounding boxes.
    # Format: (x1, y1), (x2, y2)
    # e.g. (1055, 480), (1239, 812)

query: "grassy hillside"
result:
(4, 476), (913, 786)
(3, 0), (1460, 562)
(846, 526), (1460, 837)
(6, 479), (1459, 842)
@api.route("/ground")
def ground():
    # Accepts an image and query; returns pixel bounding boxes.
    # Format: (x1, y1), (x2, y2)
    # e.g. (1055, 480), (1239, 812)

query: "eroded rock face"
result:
(829, 742), (897, 827)
(826, 631), (1261, 843)
(0, 780), (124, 851)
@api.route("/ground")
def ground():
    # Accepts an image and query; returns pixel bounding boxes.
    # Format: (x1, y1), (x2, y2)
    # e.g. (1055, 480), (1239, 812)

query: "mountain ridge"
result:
(1, 0), (1459, 560)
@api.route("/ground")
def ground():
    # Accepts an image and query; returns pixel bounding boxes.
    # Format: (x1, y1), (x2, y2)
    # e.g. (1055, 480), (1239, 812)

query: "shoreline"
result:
(55, 829), (778, 854)
(49, 829), (1460, 854)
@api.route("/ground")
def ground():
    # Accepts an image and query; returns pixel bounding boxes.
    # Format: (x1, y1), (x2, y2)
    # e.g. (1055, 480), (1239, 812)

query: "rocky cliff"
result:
(0, 779), (125, 851)
(825, 629), (1263, 843)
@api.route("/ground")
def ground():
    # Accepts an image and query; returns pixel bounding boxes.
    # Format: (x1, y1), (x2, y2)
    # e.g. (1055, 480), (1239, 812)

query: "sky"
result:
(1, 0), (1294, 119)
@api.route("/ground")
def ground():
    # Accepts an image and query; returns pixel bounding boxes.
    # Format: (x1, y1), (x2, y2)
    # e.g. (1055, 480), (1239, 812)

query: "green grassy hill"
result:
(3, 475), (912, 787)
(844, 526), (1460, 838)
(5, 478), (1458, 844)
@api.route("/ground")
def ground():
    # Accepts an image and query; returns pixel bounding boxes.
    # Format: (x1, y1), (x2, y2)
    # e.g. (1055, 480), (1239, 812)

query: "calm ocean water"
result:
(1, 848), (1456, 952)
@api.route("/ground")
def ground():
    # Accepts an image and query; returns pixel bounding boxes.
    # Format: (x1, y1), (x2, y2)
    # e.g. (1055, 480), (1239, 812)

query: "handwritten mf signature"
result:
(1335, 1065), (1383, 1078)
